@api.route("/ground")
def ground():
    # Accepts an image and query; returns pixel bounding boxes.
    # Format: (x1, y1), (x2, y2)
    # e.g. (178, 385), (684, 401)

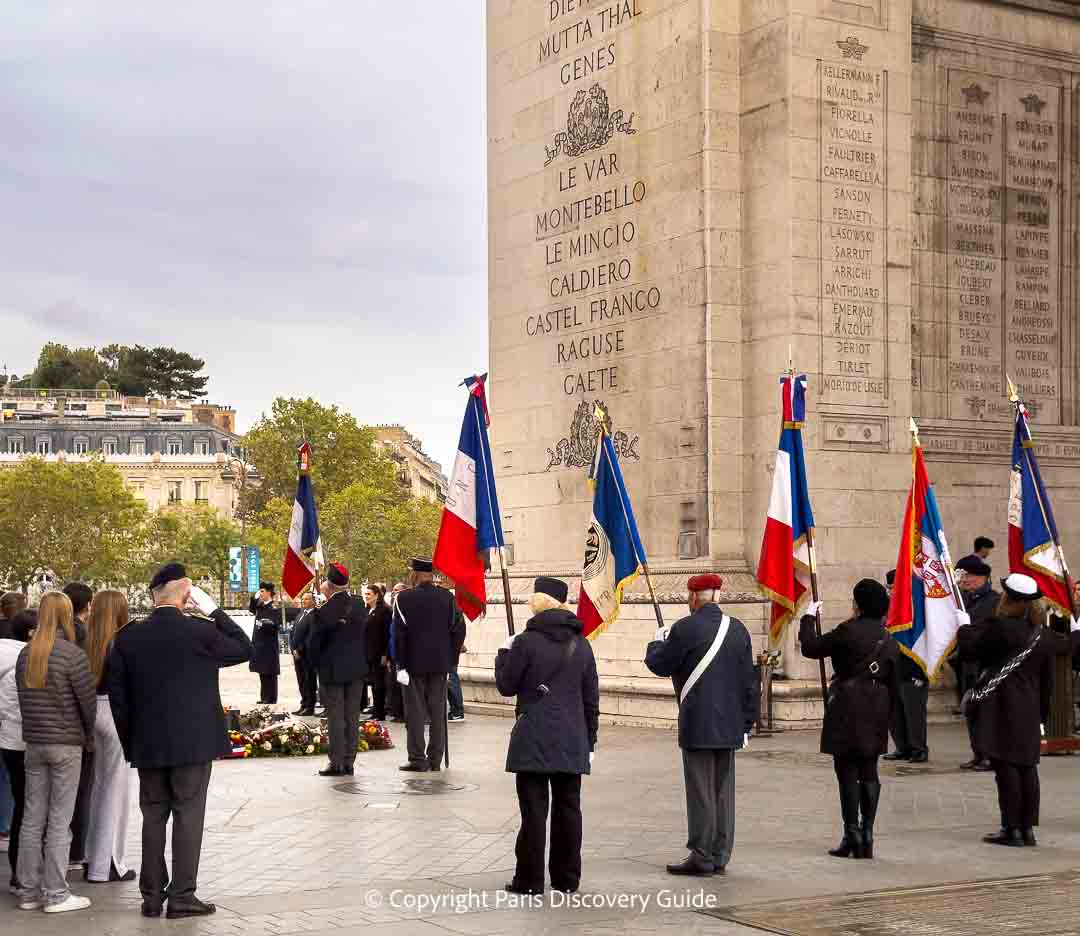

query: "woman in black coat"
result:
(799, 579), (899, 860)
(495, 577), (599, 897)
(362, 584), (390, 721)
(249, 584), (281, 704)
(957, 573), (1053, 847)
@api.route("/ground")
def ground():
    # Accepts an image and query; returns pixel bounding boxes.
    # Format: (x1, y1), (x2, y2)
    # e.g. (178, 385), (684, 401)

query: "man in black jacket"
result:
(883, 569), (930, 764)
(290, 593), (319, 716)
(645, 573), (756, 877)
(308, 563), (368, 777)
(108, 563), (252, 920)
(394, 558), (465, 772)
(248, 582), (281, 704)
(955, 556), (999, 770)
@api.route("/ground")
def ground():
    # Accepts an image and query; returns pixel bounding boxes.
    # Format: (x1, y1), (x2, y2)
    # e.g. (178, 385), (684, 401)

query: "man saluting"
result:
(644, 573), (757, 877)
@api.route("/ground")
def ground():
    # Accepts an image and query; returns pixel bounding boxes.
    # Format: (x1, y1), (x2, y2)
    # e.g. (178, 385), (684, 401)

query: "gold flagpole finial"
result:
(593, 403), (611, 436)
(908, 417), (920, 444)
(1006, 374), (1020, 404)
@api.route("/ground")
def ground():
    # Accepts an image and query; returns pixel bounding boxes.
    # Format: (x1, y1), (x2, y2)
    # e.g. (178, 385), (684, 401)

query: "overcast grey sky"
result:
(0, 2), (486, 470)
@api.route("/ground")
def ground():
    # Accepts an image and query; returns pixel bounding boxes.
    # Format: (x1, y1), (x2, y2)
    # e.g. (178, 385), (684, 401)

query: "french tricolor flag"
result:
(756, 375), (816, 645)
(434, 375), (506, 621)
(281, 442), (323, 598)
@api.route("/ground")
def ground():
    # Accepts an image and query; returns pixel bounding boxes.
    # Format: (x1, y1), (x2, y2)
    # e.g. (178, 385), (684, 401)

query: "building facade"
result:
(0, 388), (249, 517)
(372, 424), (449, 504)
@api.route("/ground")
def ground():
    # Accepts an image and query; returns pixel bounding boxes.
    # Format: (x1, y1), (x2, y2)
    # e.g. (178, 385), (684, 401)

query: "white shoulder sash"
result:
(679, 615), (730, 705)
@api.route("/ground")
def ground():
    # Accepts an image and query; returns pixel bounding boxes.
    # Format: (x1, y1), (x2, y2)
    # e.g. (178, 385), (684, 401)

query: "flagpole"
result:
(595, 407), (664, 630)
(1008, 378), (1078, 617)
(787, 360), (828, 707)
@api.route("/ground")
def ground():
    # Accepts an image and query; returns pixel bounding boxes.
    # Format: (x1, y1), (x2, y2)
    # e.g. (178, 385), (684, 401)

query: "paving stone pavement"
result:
(4, 665), (1080, 935)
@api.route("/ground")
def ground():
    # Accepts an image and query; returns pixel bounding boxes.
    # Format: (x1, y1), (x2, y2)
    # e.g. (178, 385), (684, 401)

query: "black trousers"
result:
(137, 762), (212, 906)
(889, 678), (929, 755)
(2, 748), (25, 886)
(833, 755), (879, 785)
(259, 674), (278, 704)
(513, 772), (582, 893)
(69, 749), (94, 862)
(369, 666), (388, 720)
(386, 669), (404, 718)
(323, 680), (364, 769)
(293, 657), (318, 712)
(992, 759), (1039, 830)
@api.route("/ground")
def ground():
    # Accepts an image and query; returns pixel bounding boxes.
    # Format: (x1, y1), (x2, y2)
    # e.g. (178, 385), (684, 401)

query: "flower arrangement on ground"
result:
(223, 710), (393, 759)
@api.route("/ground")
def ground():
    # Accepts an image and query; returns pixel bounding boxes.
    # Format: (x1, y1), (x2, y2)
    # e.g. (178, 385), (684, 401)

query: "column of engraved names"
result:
(818, 59), (888, 406)
(1005, 83), (1061, 423)
(946, 73), (1005, 420)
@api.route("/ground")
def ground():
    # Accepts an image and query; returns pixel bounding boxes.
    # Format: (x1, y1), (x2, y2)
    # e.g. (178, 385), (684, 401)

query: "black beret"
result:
(410, 557), (434, 573)
(956, 556), (991, 577)
(534, 576), (569, 604)
(854, 578), (890, 619)
(150, 562), (187, 591)
(885, 569), (896, 586)
(260, 581), (275, 593)
(326, 562), (349, 587)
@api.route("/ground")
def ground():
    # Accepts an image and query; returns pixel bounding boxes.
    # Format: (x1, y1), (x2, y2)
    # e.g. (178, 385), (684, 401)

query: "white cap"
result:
(1002, 573), (1040, 600)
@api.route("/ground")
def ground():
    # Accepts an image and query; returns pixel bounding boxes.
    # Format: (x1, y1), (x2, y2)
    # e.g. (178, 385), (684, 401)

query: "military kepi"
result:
(410, 557), (434, 573)
(533, 576), (569, 604)
(687, 573), (723, 593)
(326, 562), (349, 587)
(955, 555), (991, 577)
(150, 562), (187, 591)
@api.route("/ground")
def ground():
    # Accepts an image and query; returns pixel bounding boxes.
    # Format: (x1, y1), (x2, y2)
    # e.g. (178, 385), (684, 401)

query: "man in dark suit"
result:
(248, 582), (281, 704)
(393, 558), (465, 772)
(645, 573), (756, 876)
(108, 563), (252, 920)
(290, 592), (319, 716)
(308, 563), (368, 777)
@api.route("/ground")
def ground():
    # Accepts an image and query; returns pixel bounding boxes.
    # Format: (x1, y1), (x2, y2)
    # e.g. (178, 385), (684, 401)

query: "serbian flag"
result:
(578, 427), (646, 640)
(433, 374), (505, 621)
(756, 374), (816, 646)
(887, 432), (961, 677)
(1009, 401), (1071, 614)
(281, 442), (323, 598)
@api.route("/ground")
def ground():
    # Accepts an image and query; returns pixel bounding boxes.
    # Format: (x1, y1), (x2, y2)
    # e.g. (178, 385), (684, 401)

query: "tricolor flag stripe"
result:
(281, 443), (322, 599)
(433, 375), (505, 621)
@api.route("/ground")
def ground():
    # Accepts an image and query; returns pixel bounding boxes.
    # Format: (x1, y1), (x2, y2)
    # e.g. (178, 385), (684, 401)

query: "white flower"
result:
(305, 744), (314, 754)
(262, 741), (272, 752)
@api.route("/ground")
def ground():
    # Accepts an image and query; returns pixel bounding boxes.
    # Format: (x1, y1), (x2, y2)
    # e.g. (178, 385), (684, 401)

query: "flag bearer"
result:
(645, 574), (757, 877)
(799, 580), (898, 860)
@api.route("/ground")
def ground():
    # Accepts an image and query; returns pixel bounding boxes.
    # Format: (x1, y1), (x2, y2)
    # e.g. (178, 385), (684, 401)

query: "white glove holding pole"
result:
(806, 600), (823, 619)
(955, 610), (971, 628)
(188, 586), (218, 616)
(653, 626), (669, 642)
(589, 752), (595, 767)
(396, 669), (411, 687)
(1071, 616), (1080, 633)
(500, 633), (517, 652)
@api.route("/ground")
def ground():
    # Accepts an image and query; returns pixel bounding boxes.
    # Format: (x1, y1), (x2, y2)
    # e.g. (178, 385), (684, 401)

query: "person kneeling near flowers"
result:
(495, 577), (599, 897)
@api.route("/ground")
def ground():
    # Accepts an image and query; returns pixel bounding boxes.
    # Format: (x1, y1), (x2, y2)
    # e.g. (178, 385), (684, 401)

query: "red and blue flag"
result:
(756, 375), (816, 645)
(282, 442), (323, 598)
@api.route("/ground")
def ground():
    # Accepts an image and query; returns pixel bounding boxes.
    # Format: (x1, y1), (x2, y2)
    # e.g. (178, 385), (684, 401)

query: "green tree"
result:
(0, 458), (148, 589)
(240, 398), (397, 518)
(100, 344), (155, 397)
(31, 343), (108, 390)
(148, 347), (209, 400)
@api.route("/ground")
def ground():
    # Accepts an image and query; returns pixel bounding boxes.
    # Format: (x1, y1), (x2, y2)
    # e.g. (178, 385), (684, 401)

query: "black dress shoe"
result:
(399, 762), (429, 772)
(883, 750), (910, 761)
(291, 708), (307, 716)
(959, 758), (980, 770)
(504, 881), (543, 896)
(712, 864), (726, 875)
(666, 855), (715, 876)
(141, 902), (162, 918)
(318, 765), (343, 777)
(908, 751), (929, 764)
(342, 765), (355, 776)
(983, 828), (1024, 847)
(167, 897), (217, 918)
(974, 759), (994, 772)
(1022, 828), (1038, 847)
(429, 764), (442, 772)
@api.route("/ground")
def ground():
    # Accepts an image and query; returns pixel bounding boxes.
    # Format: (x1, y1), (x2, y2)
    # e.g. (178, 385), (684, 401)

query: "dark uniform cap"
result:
(853, 579), (890, 619)
(150, 562), (187, 591)
(955, 556), (991, 577)
(533, 576), (568, 604)
(410, 558), (434, 573)
(326, 563), (349, 587)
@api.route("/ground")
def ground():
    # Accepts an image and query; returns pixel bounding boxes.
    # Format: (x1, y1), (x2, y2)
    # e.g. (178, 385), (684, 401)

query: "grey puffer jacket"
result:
(16, 637), (97, 750)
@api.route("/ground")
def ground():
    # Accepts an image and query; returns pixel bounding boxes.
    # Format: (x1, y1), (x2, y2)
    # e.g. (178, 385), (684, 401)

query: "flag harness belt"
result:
(679, 615), (730, 706)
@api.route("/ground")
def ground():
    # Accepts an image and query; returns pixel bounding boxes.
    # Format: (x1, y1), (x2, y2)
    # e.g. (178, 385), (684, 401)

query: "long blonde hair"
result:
(25, 592), (75, 689)
(86, 590), (128, 685)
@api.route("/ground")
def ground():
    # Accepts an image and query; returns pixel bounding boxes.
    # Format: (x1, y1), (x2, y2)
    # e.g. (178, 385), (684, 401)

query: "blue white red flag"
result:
(756, 375), (816, 645)
(887, 434), (961, 676)
(281, 442), (323, 598)
(1008, 401), (1072, 614)
(433, 375), (505, 621)
(578, 427), (646, 641)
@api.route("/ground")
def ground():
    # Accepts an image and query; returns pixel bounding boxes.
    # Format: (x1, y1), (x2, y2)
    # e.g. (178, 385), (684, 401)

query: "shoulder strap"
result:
(970, 628), (1041, 703)
(680, 615), (730, 705)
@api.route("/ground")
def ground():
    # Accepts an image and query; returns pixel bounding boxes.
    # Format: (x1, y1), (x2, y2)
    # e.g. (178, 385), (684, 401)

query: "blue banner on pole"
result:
(228, 546), (243, 593)
(246, 546), (261, 592)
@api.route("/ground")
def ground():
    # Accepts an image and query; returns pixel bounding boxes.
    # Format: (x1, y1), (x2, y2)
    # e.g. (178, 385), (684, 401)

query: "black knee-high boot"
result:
(859, 781), (881, 859)
(829, 779), (865, 859)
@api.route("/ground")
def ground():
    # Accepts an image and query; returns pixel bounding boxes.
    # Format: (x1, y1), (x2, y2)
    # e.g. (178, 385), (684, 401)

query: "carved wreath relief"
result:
(546, 400), (641, 470)
(544, 84), (637, 167)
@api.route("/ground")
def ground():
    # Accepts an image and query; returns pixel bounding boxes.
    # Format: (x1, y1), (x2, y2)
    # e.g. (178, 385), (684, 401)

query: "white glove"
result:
(589, 752), (595, 767)
(500, 634), (517, 651)
(743, 733), (750, 750)
(1070, 616), (1080, 633)
(396, 669), (411, 687)
(1041, 723), (1046, 738)
(188, 586), (218, 616)
(653, 626), (670, 642)
(955, 610), (971, 628)
(806, 600), (823, 619)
